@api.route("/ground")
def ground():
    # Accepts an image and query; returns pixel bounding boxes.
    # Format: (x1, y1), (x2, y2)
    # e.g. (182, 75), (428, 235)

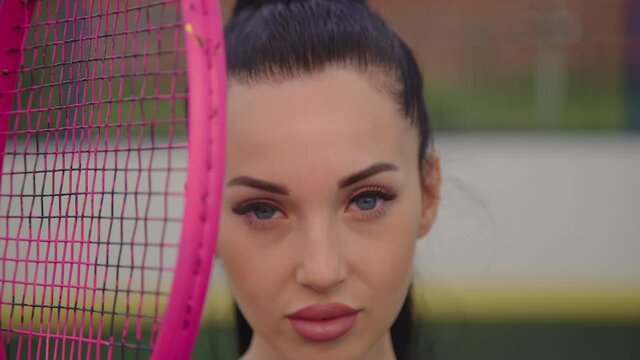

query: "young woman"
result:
(218, 0), (441, 359)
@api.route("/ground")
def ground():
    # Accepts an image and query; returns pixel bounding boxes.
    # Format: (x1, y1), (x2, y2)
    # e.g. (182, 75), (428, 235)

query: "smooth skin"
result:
(219, 68), (441, 360)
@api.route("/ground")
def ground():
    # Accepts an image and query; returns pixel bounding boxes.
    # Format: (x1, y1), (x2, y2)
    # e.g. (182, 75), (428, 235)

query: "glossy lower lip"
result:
(287, 303), (360, 342)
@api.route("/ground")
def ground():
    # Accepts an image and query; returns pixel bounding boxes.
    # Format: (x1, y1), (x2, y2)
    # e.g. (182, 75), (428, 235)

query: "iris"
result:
(253, 204), (277, 219)
(354, 195), (378, 211)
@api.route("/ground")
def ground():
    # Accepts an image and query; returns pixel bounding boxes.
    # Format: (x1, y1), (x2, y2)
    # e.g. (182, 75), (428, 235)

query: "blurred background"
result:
(194, 0), (640, 359)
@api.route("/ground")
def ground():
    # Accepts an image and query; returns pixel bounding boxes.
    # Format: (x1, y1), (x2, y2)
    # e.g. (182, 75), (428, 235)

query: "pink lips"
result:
(287, 303), (360, 342)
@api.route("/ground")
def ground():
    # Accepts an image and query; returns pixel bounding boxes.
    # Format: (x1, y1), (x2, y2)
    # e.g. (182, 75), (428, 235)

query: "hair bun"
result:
(232, 0), (368, 17)
(232, 0), (274, 17)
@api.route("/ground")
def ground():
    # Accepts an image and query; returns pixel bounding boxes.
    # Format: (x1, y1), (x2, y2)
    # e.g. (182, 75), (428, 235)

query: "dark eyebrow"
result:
(226, 176), (290, 195)
(338, 163), (399, 189)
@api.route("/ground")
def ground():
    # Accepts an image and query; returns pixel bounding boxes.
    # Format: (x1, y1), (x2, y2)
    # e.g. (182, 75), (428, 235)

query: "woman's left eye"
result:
(352, 194), (379, 211)
(347, 189), (397, 216)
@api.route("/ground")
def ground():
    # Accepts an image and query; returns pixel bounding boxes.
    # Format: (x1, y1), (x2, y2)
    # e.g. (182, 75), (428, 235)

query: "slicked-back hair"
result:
(226, 0), (432, 165)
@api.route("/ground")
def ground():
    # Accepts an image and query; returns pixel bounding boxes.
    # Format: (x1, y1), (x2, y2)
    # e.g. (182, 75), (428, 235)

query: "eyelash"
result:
(346, 186), (397, 220)
(231, 186), (398, 229)
(231, 200), (285, 229)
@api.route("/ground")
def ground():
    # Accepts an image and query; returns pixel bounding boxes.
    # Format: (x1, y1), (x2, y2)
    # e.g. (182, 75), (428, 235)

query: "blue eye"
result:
(354, 194), (378, 211)
(348, 189), (397, 215)
(232, 201), (284, 228)
(253, 204), (277, 219)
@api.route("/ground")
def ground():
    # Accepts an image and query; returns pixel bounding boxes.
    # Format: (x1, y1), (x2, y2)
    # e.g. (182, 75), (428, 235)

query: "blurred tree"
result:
(627, 0), (640, 130)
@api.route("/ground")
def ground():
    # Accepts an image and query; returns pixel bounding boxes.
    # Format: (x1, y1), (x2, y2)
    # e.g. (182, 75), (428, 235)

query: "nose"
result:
(295, 220), (348, 293)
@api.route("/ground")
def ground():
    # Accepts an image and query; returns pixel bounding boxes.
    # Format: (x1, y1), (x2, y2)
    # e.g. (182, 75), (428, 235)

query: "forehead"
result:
(226, 69), (418, 183)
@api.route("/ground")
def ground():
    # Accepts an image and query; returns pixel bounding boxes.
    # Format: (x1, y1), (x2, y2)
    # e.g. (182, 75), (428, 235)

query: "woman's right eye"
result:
(232, 201), (285, 228)
(250, 203), (279, 219)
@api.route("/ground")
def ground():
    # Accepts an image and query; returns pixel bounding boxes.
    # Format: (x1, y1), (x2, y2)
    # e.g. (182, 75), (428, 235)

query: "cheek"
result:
(219, 242), (276, 334)
(355, 229), (415, 297)
(218, 218), (291, 326)
(218, 214), (264, 305)
(354, 197), (422, 312)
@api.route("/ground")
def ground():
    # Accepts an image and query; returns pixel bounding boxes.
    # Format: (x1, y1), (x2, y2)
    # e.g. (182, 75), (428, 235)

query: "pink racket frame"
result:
(152, 0), (227, 357)
(0, 0), (227, 358)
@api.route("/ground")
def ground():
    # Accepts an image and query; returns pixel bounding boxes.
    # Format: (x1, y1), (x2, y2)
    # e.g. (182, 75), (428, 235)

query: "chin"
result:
(271, 333), (387, 360)
(279, 344), (367, 360)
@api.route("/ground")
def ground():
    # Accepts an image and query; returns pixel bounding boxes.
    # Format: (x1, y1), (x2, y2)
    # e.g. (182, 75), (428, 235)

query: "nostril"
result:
(296, 255), (348, 292)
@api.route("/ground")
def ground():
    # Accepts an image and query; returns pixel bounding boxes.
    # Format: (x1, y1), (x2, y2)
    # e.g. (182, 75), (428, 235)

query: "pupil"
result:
(254, 206), (275, 219)
(356, 196), (377, 210)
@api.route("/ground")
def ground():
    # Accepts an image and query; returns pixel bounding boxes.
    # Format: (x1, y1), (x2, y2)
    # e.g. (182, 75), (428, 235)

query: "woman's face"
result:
(219, 68), (440, 360)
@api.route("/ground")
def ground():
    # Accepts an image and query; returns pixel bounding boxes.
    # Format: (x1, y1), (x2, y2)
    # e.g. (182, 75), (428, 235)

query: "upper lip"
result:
(287, 303), (359, 320)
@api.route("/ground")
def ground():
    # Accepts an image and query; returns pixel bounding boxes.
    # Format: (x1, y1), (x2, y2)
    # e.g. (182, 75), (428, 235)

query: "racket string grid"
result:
(0, 0), (190, 358)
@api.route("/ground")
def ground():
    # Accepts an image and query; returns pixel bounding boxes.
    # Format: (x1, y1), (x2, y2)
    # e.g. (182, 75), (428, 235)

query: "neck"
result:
(362, 331), (397, 360)
(239, 335), (281, 360)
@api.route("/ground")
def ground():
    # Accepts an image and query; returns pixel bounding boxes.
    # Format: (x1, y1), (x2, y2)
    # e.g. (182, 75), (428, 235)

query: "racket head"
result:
(152, 0), (227, 358)
(0, 0), (226, 358)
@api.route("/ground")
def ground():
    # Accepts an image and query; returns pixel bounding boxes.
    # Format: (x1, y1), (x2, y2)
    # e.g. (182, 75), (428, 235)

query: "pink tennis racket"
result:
(0, 0), (226, 359)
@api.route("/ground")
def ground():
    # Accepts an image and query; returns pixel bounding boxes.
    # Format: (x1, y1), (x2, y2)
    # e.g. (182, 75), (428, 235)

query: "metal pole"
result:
(626, 0), (640, 131)
(533, 4), (580, 128)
